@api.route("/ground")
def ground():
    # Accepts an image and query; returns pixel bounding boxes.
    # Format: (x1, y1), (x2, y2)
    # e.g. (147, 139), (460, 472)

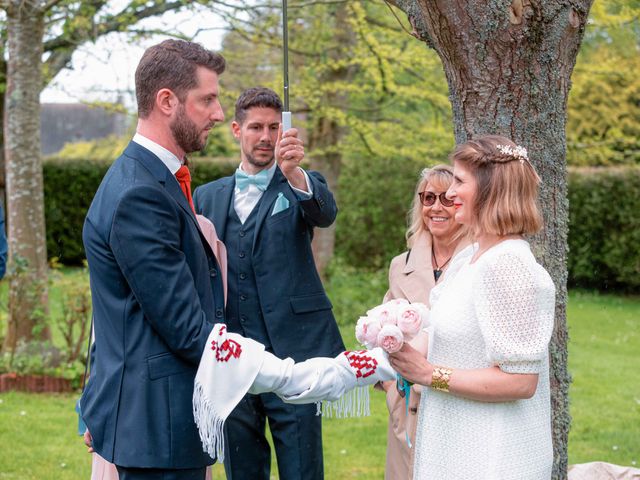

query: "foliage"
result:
(567, 4), (640, 166)
(217, 2), (452, 168)
(324, 258), (388, 327)
(55, 126), (239, 161)
(0, 340), (61, 376)
(0, 339), (85, 387)
(0, 264), (91, 386)
(55, 135), (131, 162)
(335, 141), (452, 270)
(4, 255), (48, 337)
(49, 260), (91, 364)
(195, 124), (240, 158)
(568, 166), (640, 292)
(43, 159), (111, 265)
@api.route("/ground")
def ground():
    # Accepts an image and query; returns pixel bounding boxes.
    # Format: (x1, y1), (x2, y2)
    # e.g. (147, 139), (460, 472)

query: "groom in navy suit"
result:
(81, 40), (226, 480)
(193, 88), (344, 480)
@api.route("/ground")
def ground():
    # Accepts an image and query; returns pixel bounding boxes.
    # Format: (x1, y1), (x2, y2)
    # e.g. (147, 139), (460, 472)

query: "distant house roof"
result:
(40, 103), (130, 155)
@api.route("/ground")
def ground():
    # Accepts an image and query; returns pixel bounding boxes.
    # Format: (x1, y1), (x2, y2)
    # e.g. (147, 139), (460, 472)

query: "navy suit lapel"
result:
(212, 176), (234, 240)
(125, 142), (209, 251)
(252, 167), (288, 252)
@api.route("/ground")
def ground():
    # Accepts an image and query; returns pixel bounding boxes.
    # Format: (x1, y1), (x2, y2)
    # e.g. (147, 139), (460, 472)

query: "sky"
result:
(40, 6), (226, 109)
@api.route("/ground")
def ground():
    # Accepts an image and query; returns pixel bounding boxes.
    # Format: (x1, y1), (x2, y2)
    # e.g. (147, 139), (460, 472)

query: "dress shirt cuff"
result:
(288, 168), (313, 199)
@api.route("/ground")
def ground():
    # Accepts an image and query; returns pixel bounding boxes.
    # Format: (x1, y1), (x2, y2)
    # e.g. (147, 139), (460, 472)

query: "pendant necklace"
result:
(432, 248), (453, 282)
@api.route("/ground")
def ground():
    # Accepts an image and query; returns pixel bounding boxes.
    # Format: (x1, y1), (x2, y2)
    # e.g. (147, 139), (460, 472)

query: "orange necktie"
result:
(175, 165), (196, 214)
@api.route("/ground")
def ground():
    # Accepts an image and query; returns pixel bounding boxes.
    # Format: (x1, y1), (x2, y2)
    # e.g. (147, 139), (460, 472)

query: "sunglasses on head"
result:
(418, 191), (454, 207)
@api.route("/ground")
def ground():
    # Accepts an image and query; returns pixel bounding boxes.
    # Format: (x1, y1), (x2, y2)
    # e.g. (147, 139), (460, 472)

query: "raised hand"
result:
(275, 125), (307, 191)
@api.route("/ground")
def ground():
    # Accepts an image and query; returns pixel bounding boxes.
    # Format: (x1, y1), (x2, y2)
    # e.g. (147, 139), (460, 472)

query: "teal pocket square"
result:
(271, 192), (290, 216)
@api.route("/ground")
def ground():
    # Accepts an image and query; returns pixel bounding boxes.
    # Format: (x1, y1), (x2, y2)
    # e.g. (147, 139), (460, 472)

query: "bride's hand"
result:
(389, 343), (433, 386)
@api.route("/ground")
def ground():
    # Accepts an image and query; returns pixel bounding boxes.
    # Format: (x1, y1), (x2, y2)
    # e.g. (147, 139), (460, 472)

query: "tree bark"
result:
(395, 1), (593, 477)
(2, 3), (49, 353)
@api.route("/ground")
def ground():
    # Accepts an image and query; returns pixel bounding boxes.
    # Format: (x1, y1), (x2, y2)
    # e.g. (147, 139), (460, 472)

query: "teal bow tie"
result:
(235, 169), (269, 192)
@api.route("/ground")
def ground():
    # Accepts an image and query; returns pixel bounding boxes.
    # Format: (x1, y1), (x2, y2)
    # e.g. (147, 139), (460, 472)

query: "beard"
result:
(244, 142), (274, 168)
(170, 104), (208, 154)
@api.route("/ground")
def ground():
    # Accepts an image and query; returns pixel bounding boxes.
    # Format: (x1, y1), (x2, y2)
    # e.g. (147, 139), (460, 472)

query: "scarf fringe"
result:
(318, 386), (370, 418)
(193, 381), (226, 463)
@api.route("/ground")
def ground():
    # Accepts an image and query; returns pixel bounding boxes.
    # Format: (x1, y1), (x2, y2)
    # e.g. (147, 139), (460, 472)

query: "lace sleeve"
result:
(473, 250), (555, 374)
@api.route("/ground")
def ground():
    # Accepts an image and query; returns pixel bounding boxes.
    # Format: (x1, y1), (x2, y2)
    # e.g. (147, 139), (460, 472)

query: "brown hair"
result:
(450, 135), (543, 236)
(406, 164), (467, 248)
(135, 39), (226, 118)
(234, 87), (283, 124)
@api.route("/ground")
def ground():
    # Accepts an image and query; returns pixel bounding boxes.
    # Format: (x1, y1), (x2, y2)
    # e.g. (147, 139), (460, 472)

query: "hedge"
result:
(44, 156), (237, 265)
(567, 166), (640, 291)
(42, 158), (639, 292)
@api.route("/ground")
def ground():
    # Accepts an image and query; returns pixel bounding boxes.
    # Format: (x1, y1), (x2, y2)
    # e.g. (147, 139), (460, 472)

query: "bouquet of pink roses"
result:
(355, 298), (429, 353)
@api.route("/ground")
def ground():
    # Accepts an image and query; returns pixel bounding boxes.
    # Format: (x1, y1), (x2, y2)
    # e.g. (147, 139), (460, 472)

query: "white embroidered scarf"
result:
(192, 324), (265, 462)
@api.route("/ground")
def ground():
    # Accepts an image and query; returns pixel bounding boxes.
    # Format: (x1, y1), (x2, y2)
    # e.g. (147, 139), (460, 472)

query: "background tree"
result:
(566, 2), (640, 166)
(216, 0), (452, 274)
(391, 1), (594, 477)
(0, 0), (230, 353)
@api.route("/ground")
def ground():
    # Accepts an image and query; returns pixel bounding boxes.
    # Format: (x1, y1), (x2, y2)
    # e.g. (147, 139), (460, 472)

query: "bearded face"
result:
(170, 102), (209, 154)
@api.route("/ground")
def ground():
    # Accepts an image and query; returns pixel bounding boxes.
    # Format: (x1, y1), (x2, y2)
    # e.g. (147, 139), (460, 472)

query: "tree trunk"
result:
(395, 1), (593, 477)
(307, 2), (355, 277)
(2, 3), (49, 353)
(0, 56), (6, 206)
(309, 117), (344, 277)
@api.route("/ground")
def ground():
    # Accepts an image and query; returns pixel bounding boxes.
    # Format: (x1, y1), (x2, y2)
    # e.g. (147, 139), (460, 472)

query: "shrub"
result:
(568, 166), (640, 292)
(335, 148), (451, 270)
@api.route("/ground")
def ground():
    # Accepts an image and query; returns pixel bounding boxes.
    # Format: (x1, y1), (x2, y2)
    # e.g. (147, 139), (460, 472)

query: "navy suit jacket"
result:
(193, 167), (344, 361)
(81, 142), (224, 469)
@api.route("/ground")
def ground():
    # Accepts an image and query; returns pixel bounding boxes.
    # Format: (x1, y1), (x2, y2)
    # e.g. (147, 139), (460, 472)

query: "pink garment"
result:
(91, 454), (119, 480)
(568, 462), (640, 480)
(90, 454), (214, 479)
(196, 214), (228, 305)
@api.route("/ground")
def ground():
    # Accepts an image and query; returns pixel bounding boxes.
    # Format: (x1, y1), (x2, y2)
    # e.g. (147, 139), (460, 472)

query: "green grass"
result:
(566, 291), (640, 466)
(0, 271), (638, 478)
(0, 392), (92, 480)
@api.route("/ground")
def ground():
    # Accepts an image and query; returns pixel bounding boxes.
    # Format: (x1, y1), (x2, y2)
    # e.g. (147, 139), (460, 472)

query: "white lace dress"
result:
(413, 239), (555, 480)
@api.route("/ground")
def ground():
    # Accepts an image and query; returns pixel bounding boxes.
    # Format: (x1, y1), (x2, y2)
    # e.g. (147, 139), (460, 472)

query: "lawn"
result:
(0, 270), (638, 479)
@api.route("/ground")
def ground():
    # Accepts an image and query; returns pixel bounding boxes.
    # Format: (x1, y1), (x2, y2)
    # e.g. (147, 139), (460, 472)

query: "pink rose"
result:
(367, 303), (398, 326)
(355, 315), (382, 349)
(396, 303), (429, 340)
(377, 324), (404, 353)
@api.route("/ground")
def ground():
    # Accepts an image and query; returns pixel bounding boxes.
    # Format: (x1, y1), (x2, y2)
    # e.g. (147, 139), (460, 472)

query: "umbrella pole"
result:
(282, 0), (291, 131)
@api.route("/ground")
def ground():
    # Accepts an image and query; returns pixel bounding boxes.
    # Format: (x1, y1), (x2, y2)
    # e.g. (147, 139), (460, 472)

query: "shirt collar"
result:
(132, 133), (183, 175)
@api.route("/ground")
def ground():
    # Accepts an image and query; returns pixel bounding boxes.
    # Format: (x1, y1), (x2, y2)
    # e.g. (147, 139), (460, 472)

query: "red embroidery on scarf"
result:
(344, 350), (378, 378)
(211, 326), (242, 362)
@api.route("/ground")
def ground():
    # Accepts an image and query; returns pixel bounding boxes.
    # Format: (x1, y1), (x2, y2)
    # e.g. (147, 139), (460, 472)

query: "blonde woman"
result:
(380, 165), (470, 479)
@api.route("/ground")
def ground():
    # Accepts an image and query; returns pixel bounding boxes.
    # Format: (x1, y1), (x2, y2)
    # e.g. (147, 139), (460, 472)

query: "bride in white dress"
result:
(389, 135), (555, 479)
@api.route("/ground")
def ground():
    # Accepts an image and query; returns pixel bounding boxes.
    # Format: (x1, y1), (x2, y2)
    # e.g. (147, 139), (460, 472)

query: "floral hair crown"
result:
(496, 144), (528, 164)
